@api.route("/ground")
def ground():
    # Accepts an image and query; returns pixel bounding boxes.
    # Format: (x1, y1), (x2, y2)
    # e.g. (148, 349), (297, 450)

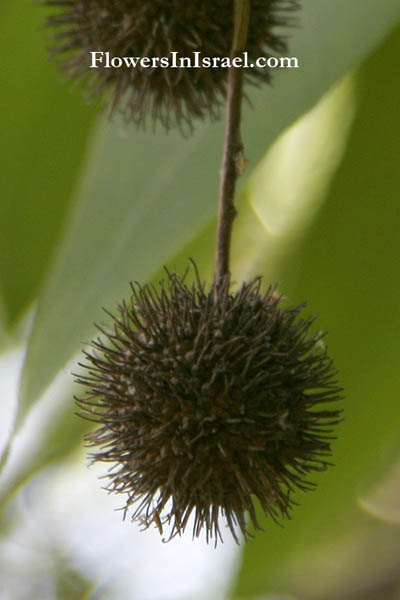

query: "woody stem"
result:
(214, 0), (250, 286)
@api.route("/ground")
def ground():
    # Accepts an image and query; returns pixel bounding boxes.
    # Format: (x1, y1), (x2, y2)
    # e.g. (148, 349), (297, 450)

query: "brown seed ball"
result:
(44, 0), (300, 130)
(75, 267), (341, 544)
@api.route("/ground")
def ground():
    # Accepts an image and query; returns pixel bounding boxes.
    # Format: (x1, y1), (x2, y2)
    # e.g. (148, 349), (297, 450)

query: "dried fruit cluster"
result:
(45, 0), (299, 128)
(76, 269), (341, 544)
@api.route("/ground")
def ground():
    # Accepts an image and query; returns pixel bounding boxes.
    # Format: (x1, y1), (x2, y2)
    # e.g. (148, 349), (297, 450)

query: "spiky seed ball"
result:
(44, 0), (299, 130)
(76, 267), (341, 544)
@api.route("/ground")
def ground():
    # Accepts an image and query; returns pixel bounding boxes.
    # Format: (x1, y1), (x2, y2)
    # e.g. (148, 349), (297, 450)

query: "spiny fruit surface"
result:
(76, 267), (341, 544)
(45, 0), (299, 129)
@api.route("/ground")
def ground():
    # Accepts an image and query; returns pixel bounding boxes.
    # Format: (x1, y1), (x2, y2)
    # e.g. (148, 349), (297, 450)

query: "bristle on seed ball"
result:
(44, 0), (300, 130)
(76, 266), (341, 544)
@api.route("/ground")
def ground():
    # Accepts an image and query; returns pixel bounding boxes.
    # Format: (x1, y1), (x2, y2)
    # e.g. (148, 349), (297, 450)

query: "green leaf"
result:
(233, 26), (400, 599)
(19, 0), (400, 423)
(0, 2), (97, 326)
(158, 72), (356, 287)
(360, 454), (400, 526)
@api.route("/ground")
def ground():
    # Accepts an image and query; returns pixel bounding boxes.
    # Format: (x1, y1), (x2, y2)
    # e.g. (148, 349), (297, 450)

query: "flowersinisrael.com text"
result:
(89, 51), (299, 70)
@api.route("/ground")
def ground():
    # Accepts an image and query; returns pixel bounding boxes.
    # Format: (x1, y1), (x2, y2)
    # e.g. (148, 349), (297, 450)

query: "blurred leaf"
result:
(19, 1), (400, 422)
(359, 454), (400, 526)
(233, 26), (400, 599)
(0, 373), (89, 512)
(157, 73), (356, 285)
(232, 73), (356, 284)
(0, 345), (25, 472)
(0, 297), (8, 352)
(0, 2), (97, 326)
(55, 560), (94, 600)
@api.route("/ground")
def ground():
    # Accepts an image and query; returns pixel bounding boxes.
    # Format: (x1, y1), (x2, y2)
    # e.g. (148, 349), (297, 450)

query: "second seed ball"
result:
(45, 0), (299, 129)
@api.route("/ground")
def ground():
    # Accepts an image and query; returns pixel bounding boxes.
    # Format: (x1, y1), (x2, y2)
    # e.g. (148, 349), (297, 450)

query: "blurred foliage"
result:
(233, 24), (400, 600)
(0, 2), (97, 327)
(0, 0), (400, 599)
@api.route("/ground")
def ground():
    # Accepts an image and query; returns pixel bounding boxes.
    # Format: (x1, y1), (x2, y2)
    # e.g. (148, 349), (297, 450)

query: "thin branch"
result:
(214, 0), (251, 286)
